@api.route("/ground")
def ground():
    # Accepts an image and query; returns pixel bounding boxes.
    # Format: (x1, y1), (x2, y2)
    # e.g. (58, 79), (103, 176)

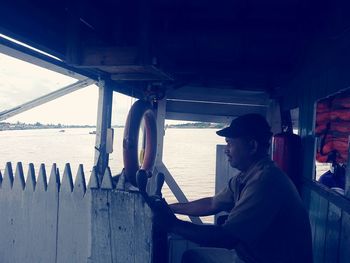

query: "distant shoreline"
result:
(166, 122), (225, 129)
(0, 121), (224, 131)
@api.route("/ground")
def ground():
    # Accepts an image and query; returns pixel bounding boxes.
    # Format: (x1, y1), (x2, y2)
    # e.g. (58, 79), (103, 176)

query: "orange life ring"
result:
(123, 100), (157, 186)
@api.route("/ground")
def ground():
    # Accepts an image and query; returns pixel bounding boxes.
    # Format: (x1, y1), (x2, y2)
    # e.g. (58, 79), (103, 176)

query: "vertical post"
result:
(148, 98), (166, 194)
(299, 94), (316, 210)
(299, 98), (316, 181)
(266, 99), (282, 135)
(345, 135), (350, 198)
(155, 98), (166, 165)
(94, 79), (113, 184)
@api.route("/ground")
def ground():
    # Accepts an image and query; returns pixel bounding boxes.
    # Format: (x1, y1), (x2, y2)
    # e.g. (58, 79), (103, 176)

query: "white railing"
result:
(0, 162), (153, 263)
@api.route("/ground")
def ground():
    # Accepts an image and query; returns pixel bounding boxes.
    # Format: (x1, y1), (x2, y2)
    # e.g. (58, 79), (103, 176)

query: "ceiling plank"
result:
(166, 100), (268, 120)
(167, 87), (270, 106)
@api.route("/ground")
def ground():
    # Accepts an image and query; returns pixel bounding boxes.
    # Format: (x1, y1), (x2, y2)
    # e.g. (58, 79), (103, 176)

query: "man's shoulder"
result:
(248, 161), (295, 191)
(247, 159), (282, 181)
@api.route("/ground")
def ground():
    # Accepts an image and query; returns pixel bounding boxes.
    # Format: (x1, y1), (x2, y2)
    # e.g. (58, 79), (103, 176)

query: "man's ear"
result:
(249, 140), (258, 154)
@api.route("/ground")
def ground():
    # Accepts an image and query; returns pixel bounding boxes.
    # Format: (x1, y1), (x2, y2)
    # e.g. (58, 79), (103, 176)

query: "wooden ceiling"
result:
(0, 0), (338, 101)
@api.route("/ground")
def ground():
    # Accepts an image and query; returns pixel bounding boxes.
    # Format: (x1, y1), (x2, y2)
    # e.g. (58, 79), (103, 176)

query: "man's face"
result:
(224, 137), (253, 171)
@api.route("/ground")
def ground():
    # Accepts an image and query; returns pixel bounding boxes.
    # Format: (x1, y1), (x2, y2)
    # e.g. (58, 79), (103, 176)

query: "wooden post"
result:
(155, 98), (166, 165)
(299, 94), (316, 209)
(345, 135), (350, 198)
(148, 98), (166, 194)
(266, 99), (281, 135)
(94, 79), (113, 184)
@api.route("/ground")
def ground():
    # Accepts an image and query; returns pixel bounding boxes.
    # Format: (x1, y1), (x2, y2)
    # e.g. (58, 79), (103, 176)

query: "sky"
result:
(0, 52), (140, 126)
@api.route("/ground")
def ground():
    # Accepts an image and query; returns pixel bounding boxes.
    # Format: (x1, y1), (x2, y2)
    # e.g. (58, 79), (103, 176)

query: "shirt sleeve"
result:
(212, 177), (236, 212)
(222, 169), (284, 244)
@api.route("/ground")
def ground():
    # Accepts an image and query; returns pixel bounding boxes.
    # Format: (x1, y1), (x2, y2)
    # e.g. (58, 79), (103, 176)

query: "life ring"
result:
(123, 100), (157, 186)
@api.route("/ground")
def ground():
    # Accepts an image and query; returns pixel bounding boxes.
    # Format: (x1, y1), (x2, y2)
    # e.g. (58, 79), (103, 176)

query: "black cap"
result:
(216, 114), (272, 143)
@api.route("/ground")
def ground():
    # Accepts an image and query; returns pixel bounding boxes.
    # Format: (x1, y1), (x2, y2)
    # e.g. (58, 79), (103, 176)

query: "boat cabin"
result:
(0, 0), (350, 262)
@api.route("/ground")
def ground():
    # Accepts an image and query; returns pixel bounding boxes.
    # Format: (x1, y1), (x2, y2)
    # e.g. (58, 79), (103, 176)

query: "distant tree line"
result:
(0, 121), (96, 131)
(166, 122), (226, 129)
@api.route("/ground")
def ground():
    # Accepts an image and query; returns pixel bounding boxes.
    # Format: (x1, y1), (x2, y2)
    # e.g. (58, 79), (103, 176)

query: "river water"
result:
(0, 128), (225, 203)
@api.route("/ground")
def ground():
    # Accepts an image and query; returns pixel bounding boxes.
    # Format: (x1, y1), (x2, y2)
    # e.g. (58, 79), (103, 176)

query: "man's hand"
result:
(148, 196), (177, 231)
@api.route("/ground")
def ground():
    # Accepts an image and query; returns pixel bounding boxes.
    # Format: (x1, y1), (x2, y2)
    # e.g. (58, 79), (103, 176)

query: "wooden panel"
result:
(309, 191), (329, 263)
(56, 164), (90, 263)
(324, 203), (342, 263)
(15, 164), (35, 262)
(315, 196), (328, 263)
(89, 190), (113, 262)
(306, 184), (350, 263)
(28, 164), (59, 262)
(89, 168), (155, 263)
(0, 162), (17, 263)
(89, 190), (153, 263)
(303, 179), (350, 215)
(109, 191), (137, 262)
(308, 190), (319, 253)
(12, 163), (26, 263)
(339, 211), (350, 263)
(134, 194), (153, 263)
(0, 163), (157, 263)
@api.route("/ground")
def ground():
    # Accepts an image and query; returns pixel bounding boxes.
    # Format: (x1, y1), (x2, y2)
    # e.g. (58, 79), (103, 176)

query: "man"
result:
(152, 114), (313, 263)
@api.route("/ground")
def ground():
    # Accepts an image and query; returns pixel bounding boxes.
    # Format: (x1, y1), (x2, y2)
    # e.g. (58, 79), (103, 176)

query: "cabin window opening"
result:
(0, 53), (77, 113)
(0, 53), (99, 178)
(163, 120), (226, 223)
(290, 108), (300, 135)
(0, 78), (98, 180)
(314, 89), (350, 195)
(109, 92), (137, 174)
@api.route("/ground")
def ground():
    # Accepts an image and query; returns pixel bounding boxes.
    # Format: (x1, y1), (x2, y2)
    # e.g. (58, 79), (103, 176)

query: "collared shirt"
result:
(213, 157), (313, 263)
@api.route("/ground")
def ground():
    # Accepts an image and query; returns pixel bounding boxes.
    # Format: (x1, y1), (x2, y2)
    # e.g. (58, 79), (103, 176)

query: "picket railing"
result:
(0, 162), (153, 263)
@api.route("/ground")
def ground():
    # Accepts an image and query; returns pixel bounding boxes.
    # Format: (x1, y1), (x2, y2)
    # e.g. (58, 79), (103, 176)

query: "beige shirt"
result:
(214, 157), (312, 263)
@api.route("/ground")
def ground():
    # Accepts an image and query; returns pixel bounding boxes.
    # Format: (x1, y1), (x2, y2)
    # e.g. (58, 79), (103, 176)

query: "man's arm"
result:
(151, 198), (237, 248)
(169, 197), (224, 216)
(170, 219), (238, 249)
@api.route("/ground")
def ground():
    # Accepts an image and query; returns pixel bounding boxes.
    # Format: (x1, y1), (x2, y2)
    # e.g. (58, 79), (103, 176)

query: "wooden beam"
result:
(110, 66), (173, 81)
(75, 46), (138, 67)
(0, 35), (97, 81)
(94, 80), (113, 183)
(0, 79), (96, 121)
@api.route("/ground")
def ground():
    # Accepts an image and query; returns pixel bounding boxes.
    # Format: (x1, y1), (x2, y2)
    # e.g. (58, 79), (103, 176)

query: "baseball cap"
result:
(216, 114), (272, 142)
